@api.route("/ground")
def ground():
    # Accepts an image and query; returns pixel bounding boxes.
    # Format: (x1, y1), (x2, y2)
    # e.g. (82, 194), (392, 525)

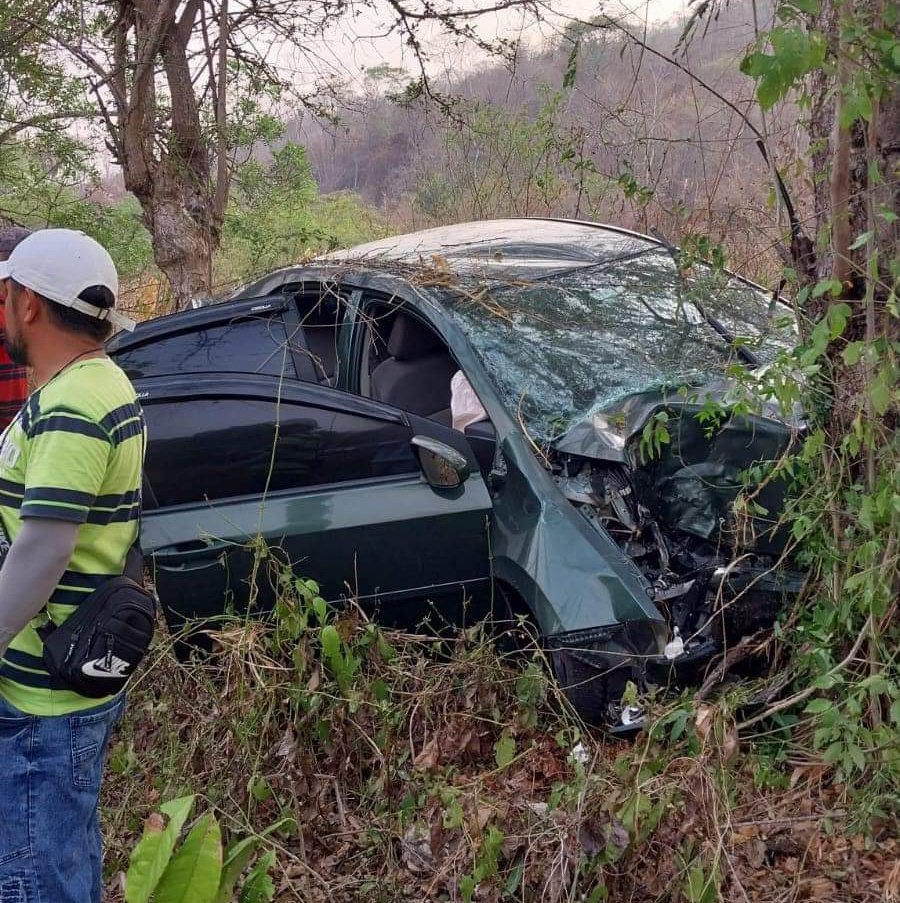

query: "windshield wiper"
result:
(650, 230), (761, 368)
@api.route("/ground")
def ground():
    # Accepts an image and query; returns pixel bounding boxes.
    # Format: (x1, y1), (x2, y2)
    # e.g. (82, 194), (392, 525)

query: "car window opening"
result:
(363, 303), (459, 428)
(289, 285), (349, 387)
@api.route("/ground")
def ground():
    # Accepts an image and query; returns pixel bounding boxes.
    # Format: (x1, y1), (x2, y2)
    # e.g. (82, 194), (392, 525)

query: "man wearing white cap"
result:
(0, 229), (143, 902)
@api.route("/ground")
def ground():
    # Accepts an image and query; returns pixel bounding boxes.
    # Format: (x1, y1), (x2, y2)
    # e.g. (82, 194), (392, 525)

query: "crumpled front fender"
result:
(488, 433), (666, 640)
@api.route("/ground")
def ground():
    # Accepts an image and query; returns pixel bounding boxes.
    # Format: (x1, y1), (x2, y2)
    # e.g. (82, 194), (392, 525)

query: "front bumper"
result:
(547, 619), (667, 726)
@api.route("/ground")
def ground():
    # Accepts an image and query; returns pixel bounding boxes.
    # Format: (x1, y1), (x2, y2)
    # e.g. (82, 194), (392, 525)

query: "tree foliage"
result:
(1, 0), (541, 307)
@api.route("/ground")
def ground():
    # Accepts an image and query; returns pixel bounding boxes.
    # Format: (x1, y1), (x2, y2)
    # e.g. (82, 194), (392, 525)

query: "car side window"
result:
(295, 291), (348, 386)
(116, 315), (298, 381)
(143, 394), (419, 508)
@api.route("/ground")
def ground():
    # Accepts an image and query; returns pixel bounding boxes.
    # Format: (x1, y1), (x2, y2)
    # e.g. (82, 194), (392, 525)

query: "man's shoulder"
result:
(28, 360), (138, 435)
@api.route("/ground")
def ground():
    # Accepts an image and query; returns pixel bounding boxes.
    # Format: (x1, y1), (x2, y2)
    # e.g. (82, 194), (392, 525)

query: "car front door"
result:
(137, 375), (493, 635)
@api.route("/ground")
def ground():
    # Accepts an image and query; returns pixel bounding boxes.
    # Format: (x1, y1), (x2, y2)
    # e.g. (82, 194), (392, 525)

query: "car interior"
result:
(275, 281), (347, 386)
(358, 302), (498, 478)
(357, 303), (455, 422)
(297, 295), (343, 385)
(366, 308), (457, 424)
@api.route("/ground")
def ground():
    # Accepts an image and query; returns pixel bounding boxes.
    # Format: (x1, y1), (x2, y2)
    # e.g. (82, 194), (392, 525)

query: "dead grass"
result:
(99, 607), (897, 903)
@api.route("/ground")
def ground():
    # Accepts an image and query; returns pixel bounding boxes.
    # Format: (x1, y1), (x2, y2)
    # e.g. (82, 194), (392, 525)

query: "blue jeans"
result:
(0, 694), (124, 903)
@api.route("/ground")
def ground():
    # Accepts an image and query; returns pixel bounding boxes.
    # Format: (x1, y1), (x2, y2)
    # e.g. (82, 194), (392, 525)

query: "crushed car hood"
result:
(553, 381), (802, 464)
(553, 383), (802, 553)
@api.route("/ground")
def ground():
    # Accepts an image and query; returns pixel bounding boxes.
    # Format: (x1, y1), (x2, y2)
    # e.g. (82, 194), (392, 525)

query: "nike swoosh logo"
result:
(81, 655), (132, 678)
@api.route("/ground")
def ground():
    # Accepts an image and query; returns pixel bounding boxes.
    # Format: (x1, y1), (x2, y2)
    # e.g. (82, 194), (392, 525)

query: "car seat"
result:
(304, 326), (337, 384)
(370, 313), (455, 423)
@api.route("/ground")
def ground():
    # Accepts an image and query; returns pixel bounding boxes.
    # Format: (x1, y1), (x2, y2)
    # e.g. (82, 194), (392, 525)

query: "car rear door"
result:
(137, 375), (493, 634)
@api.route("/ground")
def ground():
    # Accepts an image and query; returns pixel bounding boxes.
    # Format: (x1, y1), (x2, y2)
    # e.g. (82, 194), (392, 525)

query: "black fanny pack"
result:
(39, 545), (156, 698)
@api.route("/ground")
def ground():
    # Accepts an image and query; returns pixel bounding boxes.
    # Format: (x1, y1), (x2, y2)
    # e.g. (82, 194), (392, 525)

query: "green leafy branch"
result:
(125, 795), (294, 903)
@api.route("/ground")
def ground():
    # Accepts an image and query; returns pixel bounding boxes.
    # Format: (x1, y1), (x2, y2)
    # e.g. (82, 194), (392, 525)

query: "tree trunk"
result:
(805, 0), (899, 432)
(114, 0), (218, 310)
(142, 171), (212, 309)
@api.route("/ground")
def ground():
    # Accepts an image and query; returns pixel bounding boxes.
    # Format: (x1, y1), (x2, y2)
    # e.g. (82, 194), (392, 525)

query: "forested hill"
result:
(291, 0), (792, 280)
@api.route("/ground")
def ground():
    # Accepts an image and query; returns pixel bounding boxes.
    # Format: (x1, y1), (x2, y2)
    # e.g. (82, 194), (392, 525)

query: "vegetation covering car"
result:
(108, 218), (803, 726)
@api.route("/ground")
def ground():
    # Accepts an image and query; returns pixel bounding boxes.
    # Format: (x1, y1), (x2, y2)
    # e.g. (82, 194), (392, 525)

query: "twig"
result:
(736, 614), (872, 731)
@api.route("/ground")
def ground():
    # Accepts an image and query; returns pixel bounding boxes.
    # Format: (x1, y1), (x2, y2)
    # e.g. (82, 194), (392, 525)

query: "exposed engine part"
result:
(557, 461), (672, 578)
(592, 464), (639, 531)
(652, 580), (695, 603)
(555, 453), (802, 684)
(555, 465), (595, 505)
(664, 627), (684, 660)
(620, 705), (645, 728)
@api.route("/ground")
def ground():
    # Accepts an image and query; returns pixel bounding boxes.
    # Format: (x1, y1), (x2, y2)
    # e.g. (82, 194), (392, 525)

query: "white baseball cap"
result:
(0, 228), (135, 331)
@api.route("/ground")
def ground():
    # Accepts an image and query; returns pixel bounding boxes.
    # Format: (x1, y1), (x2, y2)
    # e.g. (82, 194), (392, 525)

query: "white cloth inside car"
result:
(450, 370), (487, 432)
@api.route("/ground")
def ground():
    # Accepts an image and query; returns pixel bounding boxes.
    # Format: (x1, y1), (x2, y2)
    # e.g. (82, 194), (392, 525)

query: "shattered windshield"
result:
(440, 248), (795, 441)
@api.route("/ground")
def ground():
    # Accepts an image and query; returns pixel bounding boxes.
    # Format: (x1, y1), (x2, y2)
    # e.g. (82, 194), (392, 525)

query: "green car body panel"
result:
(120, 219), (801, 723)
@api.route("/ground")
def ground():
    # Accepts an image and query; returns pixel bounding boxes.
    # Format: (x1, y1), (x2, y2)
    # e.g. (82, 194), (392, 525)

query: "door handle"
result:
(152, 539), (230, 569)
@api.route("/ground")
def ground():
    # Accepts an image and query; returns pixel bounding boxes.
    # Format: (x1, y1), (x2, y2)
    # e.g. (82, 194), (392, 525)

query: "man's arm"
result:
(0, 519), (79, 657)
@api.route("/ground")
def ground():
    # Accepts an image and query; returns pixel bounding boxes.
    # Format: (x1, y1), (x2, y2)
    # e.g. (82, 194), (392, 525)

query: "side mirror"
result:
(411, 436), (470, 490)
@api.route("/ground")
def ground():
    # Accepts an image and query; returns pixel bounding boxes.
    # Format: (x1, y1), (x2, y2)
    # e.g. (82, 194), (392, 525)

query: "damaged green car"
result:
(109, 219), (803, 726)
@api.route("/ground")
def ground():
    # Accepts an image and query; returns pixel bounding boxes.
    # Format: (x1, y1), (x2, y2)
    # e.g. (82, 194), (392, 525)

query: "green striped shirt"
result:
(0, 357), (145, 715)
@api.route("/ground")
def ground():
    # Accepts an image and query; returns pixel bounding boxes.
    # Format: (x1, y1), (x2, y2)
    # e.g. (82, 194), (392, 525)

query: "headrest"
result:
(387, 313), (445, 361)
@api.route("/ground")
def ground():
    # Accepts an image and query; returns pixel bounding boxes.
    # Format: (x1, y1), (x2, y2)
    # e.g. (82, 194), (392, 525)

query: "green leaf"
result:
(741, 27), (826, 110)
(320, 625), (341, 662)
(868, 368), (893, 415)
(503, 859), (524, 897)
(155, 814), (223, 903)
(840, 85), (873, 126)
(812, 279), (842, 298)
(249, 776), (272, 802)
(813, 673), (844, 690)
(842, 342), (864, 365)
(376, 632), (397, 662)
(685, 865), (717, 903)
(125, 796), (196, 903)
(847, 744), (866, 773)
(216, 839), (262, 903)
(828, 302), (852, 339)
(460, 874), (476, 903)
(563, 41), (579, 89)
(214, 818), (294, 903)
(861, 674), (890, 696)
(849, 230), (873, 250)
(780, 0), (821, 13)
(239, 850), (276, 903)
(823, 741), (844, 764)
(804, 698), (833, 715)
(494, 733), (516, 770)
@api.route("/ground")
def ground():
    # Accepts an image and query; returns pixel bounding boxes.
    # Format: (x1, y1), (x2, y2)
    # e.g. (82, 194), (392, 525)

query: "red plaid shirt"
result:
(0, 329), (27, 430)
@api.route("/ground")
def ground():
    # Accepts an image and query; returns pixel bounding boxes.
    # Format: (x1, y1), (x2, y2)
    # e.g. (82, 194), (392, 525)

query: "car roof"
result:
(330, 218), (660, 267)
(238, 218), (663, 291)
(113, 219), (779, 345)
